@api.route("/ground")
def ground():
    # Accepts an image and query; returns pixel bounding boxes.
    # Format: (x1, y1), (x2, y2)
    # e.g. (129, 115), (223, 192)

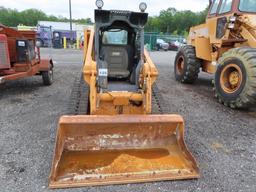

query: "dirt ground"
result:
(0, 48), (255, 192)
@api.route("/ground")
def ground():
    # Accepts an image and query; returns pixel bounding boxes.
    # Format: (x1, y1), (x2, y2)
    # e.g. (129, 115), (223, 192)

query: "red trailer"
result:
(0, 24), (53, 85)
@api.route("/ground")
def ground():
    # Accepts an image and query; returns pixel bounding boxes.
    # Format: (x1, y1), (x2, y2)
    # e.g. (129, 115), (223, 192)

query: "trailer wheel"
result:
(42, 65), (53, 86)
(174, 45), (201, 83)
(214, 48), (256, 109)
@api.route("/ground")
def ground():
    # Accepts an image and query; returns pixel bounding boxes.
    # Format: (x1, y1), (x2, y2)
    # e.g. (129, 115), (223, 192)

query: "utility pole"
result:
(69, 0), (73, 42)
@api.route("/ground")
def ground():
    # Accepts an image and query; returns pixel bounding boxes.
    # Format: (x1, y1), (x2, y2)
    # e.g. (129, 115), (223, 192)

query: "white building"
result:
(38, 21), (93, 38)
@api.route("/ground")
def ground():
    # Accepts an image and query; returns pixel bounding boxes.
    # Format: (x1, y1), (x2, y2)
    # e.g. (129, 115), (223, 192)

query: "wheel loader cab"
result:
(210, 0), (256, 17)
(186, 0), (256, 68)
(205, 0), (256, 41)
(207, 0), (256, 18)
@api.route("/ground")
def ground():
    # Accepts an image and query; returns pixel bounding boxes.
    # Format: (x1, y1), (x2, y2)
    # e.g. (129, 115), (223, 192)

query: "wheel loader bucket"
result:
(49, 115), (199, 189)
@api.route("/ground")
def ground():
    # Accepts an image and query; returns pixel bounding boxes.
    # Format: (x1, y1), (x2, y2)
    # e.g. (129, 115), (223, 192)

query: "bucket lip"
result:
(49, 171), (200, 189)
(58, 114), (184, 125)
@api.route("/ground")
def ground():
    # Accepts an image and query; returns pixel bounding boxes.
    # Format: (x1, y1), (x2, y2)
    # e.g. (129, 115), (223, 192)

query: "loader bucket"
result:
(49, 115), (199, 189)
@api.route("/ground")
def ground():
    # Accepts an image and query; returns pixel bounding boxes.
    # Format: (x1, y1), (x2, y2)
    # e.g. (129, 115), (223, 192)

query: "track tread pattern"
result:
(152, 84), (169, 114)
(67, 74), (89, 115)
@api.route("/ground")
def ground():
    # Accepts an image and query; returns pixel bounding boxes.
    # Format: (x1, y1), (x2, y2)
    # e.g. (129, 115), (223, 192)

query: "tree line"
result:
(0, 6), (208, 35)
(0, 7), (92, 27)
(145, 7), (208, 36)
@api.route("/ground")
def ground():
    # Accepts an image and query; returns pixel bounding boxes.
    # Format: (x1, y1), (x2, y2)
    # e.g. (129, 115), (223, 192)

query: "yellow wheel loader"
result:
(49, 1), (199, 189)
(175, 0), (256, 109)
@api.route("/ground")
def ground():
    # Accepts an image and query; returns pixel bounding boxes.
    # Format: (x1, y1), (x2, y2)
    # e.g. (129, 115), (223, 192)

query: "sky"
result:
(0, 0), (209, 20)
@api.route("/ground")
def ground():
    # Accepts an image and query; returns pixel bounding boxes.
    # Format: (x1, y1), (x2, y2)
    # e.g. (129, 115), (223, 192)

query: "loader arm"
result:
(239, 15), (256, 48)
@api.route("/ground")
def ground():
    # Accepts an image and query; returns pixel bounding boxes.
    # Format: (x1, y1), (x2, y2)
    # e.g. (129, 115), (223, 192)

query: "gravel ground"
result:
(0, 48), (255, 192)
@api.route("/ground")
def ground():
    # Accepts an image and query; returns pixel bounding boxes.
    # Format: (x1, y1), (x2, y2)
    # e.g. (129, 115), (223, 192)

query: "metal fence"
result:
(145, 32), (185, 50)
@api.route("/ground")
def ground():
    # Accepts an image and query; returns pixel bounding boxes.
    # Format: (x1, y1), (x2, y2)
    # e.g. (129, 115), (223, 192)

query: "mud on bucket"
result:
(49, 115), (199, 189)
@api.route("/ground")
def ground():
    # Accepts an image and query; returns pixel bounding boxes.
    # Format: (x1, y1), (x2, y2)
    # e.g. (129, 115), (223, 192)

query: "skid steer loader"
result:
(49, 1), (199, 188)
(175, 0), (256, 109)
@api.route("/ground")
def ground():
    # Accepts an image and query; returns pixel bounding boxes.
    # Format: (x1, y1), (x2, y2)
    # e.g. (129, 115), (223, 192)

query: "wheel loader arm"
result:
(238, 15), (256, 46)
(239, 24), (256, 48)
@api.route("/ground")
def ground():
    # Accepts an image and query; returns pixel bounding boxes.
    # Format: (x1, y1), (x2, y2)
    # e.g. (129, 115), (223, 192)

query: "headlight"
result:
(229, 16), (236, 22)
(96, 0), (104, 9)
(228, 16), (237, 29)
(228, 23), (235, 29)
(139, 2), (147, 12)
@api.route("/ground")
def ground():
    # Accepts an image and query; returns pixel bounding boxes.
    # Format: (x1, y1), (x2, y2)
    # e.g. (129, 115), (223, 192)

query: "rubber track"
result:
(66, 74), (89, 115)
(152, 84), (169, 114)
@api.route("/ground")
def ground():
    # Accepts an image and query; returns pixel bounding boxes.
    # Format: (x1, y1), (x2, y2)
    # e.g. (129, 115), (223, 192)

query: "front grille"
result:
(0, 41), (9, 69)
(110, 10), (130, 16)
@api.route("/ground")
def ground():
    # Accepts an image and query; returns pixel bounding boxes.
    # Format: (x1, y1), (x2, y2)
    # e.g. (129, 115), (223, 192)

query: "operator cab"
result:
(94, 1), (148, 92)
(208, 0), (256, 17)
(100, 22), (136, 80)
(206, 0), (256, 40)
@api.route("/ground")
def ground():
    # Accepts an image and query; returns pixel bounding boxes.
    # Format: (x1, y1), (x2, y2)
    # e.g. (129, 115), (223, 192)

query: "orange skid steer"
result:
(49, 2), (199, 189)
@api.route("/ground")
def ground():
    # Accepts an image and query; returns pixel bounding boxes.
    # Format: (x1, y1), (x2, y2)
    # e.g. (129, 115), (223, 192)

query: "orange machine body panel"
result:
(0, 34), (11, 69)
(0, 25), (52, 83)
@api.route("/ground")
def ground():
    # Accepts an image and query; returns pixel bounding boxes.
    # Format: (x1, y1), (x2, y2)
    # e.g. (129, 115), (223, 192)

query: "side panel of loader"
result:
(49, 115), (199, 188)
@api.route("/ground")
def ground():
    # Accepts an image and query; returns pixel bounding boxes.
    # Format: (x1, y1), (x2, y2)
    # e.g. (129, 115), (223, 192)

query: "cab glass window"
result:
(239, 0), (256, 13)
(210, 0), (221, 14)
(219, 0), (232, 14)
(102, 30), (128, 45)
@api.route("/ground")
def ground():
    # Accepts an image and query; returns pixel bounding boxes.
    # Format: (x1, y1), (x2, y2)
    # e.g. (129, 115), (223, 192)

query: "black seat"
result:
(101, 45), (130, 78)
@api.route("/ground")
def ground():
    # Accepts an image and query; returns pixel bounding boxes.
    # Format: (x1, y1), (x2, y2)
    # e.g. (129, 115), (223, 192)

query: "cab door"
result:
(206, 0), (234, 43)
(216, 0), (233, 39)
(206, 0), (222, 43)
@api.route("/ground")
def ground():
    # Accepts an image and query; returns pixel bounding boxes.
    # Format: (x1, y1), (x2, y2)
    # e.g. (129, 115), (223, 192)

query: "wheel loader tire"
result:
(42, 65), (53, 86)
(174, 45), (201, 83)
(67, 74), (89, 115)
(214, 48), (256, 109)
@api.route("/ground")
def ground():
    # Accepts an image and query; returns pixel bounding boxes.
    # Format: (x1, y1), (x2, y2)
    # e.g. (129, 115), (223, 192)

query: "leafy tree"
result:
(0, 6), (208, 35)
(19, 9), (48, 26)
(145, 7), (209, 35)
(0, 7), (92, 27)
